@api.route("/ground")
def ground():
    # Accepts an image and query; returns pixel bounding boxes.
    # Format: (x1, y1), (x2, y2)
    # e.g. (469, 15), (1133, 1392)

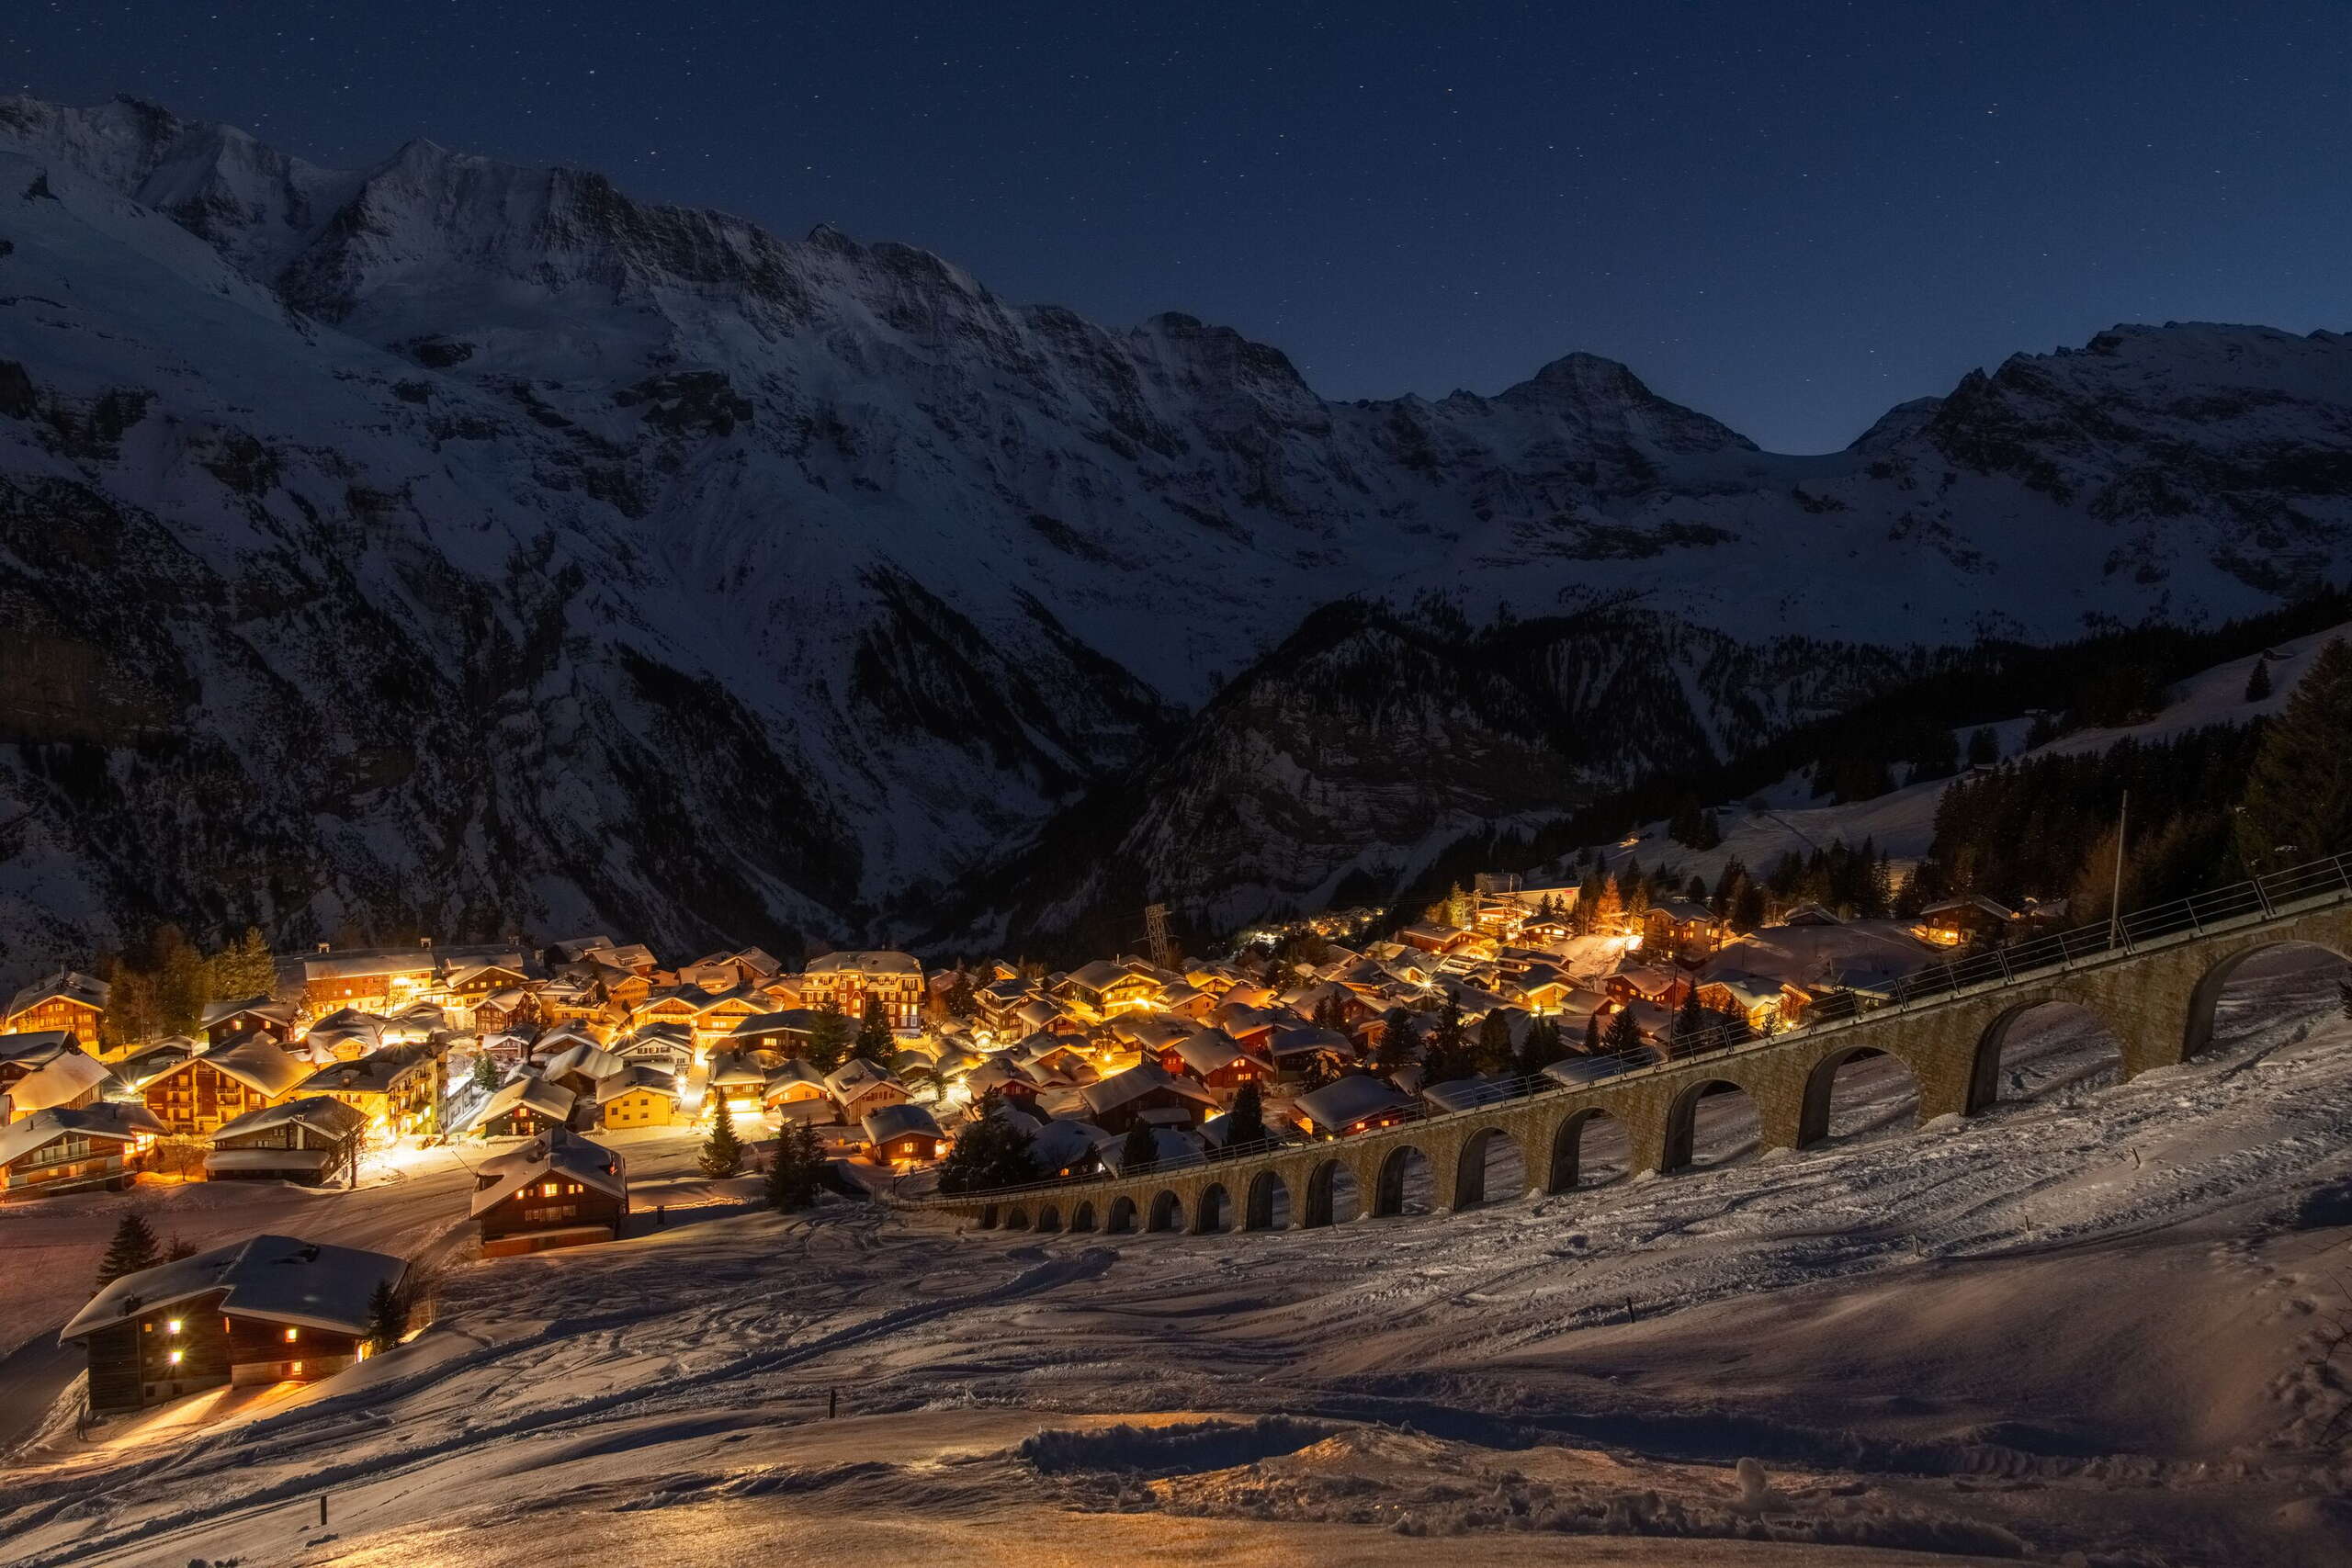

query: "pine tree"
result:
(162, 1233), (198, 1261)
(806, 998), (852, 1072)
(936, 1112), (1036, 1194)
(2245, 656), (2272, 702)
(1674, 988), (1706, 1043)
(471, 1054), (500, 1095)
(1731, 882), (1768, 932)
(1473, 1009), (1513, 1075)
(853, 994), (893, 1066)
(205, 927), (277, 1002)
(1512, 1017), (1566, 1078)
(1374, 1008), (1419, 1076)
(96, 1211), (160, 1289)
(1226, 1080), (1266, 1150)
(2241, 637), (2352, 865)
(944, 973), (978, 1019)
(1602, 1006), (1645, 1058)
(366, 1276), (409, 1353)
(1120, 1120), (1159, 1174)
(1582, 1013), (1603, 1054)
(699, 1096), (745, 1179)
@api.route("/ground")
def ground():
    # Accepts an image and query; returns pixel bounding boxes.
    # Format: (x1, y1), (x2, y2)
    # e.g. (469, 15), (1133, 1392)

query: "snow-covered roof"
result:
(0, 1030), (80, 1065)
(594, 1065), (678, 1104)
(1, 1043), (113, 1113)
(539, 1041), (627, 1083)
(803, 950), (921, 977)
(61, 1234), (407, 1341)
(477, 1075), (575, 1125)
(213, 1095), (368, 1144)
(469, 1128), (627, 1217)
(1293, 1074), (1413, 1133)
(0, 1101), (163, 1168)
(1080, 1061), (1216, 1119)
(823, 1058), (902, 1100)
(862, 1102), (943, 1145)
(183, 1034), (309, 1098)
(6, 969), (108, 1017)
(1028, 1118), (1106, 1171)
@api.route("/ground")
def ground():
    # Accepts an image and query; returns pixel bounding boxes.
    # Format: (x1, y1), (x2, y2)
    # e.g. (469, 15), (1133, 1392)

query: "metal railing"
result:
(922, 850), (2352, 1204)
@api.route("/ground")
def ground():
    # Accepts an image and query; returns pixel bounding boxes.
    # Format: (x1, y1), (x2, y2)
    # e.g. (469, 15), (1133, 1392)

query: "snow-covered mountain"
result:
(1, 95), (2348, 967)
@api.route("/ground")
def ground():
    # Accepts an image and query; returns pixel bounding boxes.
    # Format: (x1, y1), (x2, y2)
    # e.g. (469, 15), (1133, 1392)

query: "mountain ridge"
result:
(0, 93), (2347, 970)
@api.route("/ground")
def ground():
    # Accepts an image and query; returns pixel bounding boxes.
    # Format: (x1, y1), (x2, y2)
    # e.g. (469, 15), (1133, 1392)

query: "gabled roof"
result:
(1293, 1074), (1413, 1133)
(0, 1039), (113, 1112)
(862, 1102), (943, 1145)
(824, 1058), (903, 1100)
(200, 994), (297, 1030)
(595, 1065), (679, 1104)
(213, 1095), (369, 1144)
(1421, 1077), (1521, 1114)
(1172, 1032), (1247, 1076)
(6, 969), (109, 1017)
(764, 1057), (829, 1093)
(803, 951), (922, 977)
(469, 1129), (627, 1217)
(539, 1042), (628, 1084)
(0, 1029), (79, 1065)
(1027, 1117), (1107, 1170)
(1079, 1061), (1216, 1119)
(62, 1234), (406, 1341)
(175, 1034), (309, 1099)
(296, 1050), (429, 1098)
(1065, 959), (1144, 992)
(0, 1101), (164, 1168)
(478, 1075), (575, 1125)
(729, 1008), (824, 1038)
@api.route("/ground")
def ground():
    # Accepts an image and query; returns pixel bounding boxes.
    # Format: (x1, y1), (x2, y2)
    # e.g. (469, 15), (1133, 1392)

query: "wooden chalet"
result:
(861, 1102), (945, 1166)
(469, 1129), (628, 1255)
(823, 1059), (910, 1123)
(0, 1103), (164, 1198)
(198, 995), (298, 1047)
(141, 1034), (309, 1136)
(1076, 1061), (1219, 1134)
(1292, 1073), (1415, 1138)
(472, 1075), (577, 1139)
(0, 1032), (114, 1123)
(3, 970), (108, 1049)
(205, 1096), (368, 1185)
(1060, 960), (1159, 1020)
(62, 1235), (406, 1413)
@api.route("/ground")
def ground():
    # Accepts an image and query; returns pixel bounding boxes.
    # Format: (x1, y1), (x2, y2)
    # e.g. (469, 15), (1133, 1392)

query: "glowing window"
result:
(288, 1359), (302, 1374)
(167, 1348), (183, 1365)
(284, 1326), (300, 1342)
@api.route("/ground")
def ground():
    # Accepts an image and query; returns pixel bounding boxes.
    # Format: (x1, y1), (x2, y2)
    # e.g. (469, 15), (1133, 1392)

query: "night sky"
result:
(9, 2), (2346, 451)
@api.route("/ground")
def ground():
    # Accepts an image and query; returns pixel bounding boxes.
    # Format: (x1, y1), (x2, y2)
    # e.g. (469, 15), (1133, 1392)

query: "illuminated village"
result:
(0, 852), (2076, 1417)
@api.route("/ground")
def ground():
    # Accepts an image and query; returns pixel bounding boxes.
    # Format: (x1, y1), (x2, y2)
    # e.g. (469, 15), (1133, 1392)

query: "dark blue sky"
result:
(10, 2), (2346, 450)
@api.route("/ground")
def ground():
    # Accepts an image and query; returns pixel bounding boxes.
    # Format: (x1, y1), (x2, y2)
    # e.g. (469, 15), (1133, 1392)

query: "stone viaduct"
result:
(919, 891), (2352, 1239)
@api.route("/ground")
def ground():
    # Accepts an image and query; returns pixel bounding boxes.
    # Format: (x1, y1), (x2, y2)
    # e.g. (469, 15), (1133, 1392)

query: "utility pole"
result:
(1144, 903), (1173, 970)
(2109, 790), (2130, 952)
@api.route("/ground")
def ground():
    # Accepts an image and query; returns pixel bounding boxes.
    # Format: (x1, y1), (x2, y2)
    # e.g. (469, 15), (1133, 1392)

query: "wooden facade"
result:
(143, 1057), (291, 1136)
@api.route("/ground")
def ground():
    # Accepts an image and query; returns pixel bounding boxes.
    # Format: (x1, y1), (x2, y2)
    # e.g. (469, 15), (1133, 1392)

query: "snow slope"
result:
(3, 94), (2351, 963)
(5, 953), (2351, 1565)
(1563, 617), (2352, 893)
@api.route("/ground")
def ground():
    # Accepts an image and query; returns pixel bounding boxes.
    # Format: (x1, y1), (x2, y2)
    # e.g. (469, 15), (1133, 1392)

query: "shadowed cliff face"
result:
(1, 94), (2350, 966)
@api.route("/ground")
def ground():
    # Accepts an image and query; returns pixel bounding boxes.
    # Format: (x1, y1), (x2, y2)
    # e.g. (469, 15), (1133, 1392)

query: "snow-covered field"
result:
(6, 952), (2352, 1566)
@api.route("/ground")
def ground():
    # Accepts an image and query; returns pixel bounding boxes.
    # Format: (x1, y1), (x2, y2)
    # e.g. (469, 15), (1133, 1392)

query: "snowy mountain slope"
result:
(1, 94), (2349, 964)
(1549, 617), (2352, 897)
